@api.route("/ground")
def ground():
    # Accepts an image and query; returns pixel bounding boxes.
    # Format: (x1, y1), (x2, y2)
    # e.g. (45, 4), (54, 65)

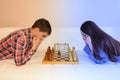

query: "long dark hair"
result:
(80, 21), (120, 62)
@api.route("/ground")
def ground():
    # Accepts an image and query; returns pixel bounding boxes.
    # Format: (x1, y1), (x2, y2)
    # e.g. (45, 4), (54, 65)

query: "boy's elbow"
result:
(15, 62), (26, 66)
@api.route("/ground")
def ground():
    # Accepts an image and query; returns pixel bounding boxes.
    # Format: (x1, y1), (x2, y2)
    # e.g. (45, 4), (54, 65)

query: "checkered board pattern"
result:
(53, 51), (69, 62)
(42, 45), (79, 64)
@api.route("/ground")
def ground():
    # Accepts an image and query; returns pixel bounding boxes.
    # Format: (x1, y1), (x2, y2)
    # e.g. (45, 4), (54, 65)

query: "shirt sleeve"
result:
(83, 45), (109, 64)
(14, 37), (35, 66)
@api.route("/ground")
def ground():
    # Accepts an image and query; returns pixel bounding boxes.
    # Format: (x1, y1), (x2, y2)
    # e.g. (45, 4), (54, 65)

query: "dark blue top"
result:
(83, 45), (120, 64)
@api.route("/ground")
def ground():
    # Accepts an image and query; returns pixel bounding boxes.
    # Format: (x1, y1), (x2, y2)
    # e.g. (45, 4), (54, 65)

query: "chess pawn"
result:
(57, 50), (61, 58)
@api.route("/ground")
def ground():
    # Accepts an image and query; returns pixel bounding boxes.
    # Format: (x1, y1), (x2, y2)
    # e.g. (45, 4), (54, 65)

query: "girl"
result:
(80, 21), (120, 64)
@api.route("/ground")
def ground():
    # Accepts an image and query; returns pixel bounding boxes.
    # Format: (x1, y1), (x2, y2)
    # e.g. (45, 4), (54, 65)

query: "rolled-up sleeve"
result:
(14, 37), (35, 66)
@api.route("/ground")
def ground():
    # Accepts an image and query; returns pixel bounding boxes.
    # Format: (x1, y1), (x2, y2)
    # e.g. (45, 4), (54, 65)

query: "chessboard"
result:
(42, 43), (79, 64)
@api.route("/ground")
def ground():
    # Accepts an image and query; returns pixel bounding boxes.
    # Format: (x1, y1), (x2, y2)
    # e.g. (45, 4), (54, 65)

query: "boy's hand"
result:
(32, 37), (41, 52)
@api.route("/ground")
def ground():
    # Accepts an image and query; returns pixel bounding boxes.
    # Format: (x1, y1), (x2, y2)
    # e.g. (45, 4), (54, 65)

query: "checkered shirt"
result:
(0, 28), (35, 66)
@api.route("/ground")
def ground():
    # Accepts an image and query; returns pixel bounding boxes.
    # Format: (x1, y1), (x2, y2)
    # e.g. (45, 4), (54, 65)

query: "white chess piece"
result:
(72, 47), (77, 61)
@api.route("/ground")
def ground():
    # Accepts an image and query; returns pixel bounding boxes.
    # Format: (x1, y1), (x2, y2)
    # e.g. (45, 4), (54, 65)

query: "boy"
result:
(0, 18), (52, 66)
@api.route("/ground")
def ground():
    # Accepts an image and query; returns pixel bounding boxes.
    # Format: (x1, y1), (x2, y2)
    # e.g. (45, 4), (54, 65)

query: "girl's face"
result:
(81, 31), (93, 52)
(81, 31), (89, 41)
(81, 31), (91, 45)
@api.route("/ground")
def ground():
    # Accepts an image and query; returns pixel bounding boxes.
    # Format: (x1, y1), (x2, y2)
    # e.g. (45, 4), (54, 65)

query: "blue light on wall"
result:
(53, 0), (120, 28)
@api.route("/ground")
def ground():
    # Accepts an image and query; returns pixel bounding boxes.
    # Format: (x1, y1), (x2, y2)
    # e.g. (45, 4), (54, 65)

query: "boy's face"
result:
(33, 28), (48, 42)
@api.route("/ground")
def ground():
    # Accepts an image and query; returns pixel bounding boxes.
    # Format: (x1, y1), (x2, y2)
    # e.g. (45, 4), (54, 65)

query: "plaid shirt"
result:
(0, 28), (35, 66)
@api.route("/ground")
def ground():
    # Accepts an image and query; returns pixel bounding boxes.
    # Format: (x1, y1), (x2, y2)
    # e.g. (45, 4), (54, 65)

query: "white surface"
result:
(0, 50), (120, 80)
(0, 27), (120, 80)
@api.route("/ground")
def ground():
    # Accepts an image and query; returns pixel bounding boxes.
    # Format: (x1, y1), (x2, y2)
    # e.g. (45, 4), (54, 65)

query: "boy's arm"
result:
(14, 37), (35, 66)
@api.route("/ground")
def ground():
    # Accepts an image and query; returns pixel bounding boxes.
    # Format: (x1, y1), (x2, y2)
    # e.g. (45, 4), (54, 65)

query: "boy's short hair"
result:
(32, 18), (52, 35)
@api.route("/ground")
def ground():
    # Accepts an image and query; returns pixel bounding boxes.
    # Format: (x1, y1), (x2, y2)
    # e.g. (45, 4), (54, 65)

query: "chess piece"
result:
(51, 47), (54, 57)
(57, 50), (61, 58)
(45, 46), (51, 61)
(51, 47), (54, 53)
(71, 47), (77, 61)
(47, 46), (51, 53)
(45, 54), (48, 61)
(68, 48), (73, 61)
